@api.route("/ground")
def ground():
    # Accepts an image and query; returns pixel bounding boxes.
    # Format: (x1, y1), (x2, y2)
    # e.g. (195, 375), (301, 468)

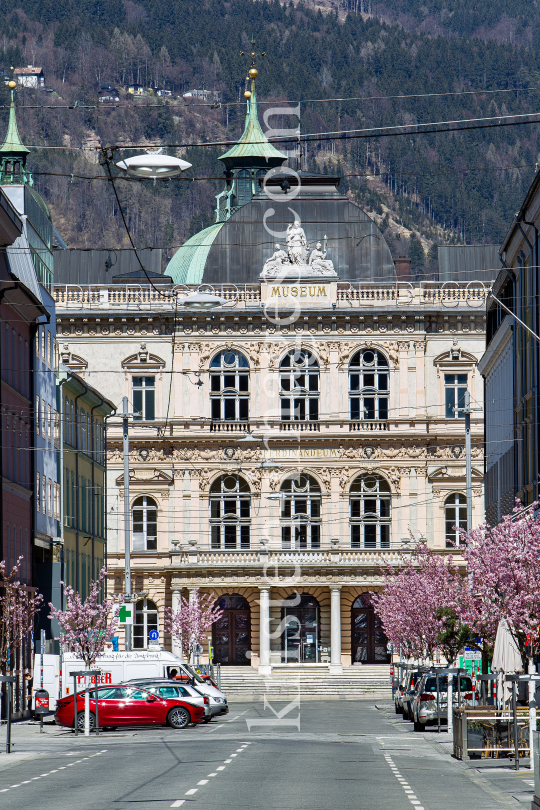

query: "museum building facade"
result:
(52, 75), (488, 672)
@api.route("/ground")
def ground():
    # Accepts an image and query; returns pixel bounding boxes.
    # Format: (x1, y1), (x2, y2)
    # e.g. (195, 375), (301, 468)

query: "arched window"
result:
(134, 598), (159, 649)
(132, 496), (157, 551)
(210, 475), (251, 549)
(280, 349), (319, 421)
(236, 169), (251, 206)
(349, 349), (389, 421)
(350, 474), (391, 549)
(280, 474), (321, 549)
(445, 493), (467, 547)
(210, 350), (249, 421)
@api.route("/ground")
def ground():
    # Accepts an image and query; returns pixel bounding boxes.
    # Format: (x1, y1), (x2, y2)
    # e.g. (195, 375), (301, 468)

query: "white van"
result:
(33, 650), (227, 712)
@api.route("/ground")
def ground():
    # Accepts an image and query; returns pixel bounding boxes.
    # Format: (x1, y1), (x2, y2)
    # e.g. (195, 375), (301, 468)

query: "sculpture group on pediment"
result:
(261, 222), (337, 279)
(339, 445), (358, 459)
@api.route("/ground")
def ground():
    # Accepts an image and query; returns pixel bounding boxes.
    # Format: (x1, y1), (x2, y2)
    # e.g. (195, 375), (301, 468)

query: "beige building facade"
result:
(53, 279), (487, 673)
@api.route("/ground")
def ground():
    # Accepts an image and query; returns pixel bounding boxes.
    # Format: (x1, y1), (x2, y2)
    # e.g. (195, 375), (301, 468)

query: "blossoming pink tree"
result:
(0, 556), (43, 670)
(49, 568), (122, 734)
(165, 588), (223, 662)
(372, 542), (462, 662)
(457, 502), (540, 667)
(49, 568), (122, 668)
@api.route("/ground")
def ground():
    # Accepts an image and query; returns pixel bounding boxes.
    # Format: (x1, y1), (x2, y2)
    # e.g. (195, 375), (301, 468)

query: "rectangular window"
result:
(36, 395), (40, 435)
(133, 377), (155, 421)
(36, 471), (41, 513)
(81, 477), (87, 531)
(42, 473), (46, 514)
(48, 478), (53, 517)
(240, 525), (250, 549)
(48, 405), (52, 445)
(445, 374), (467, 419)
(54, 482), (60, 520)
(71, 470), (76, 527)
(80, 408), (86, 452)
(47, 331), (51, 369)
(211, 525), (220, 549)
(281, 525), (292, 549)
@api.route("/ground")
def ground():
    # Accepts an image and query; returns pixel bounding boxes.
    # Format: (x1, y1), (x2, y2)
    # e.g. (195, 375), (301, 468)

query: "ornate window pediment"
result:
(60, 345), (88, 371)
(428, 466), (483, 482)
(122, 344), (165, 370)
(116, 469), (173, 485)
(434, 341), (478, 374)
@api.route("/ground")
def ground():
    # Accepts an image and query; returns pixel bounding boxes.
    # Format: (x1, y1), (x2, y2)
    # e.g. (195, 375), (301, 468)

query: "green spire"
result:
(0, 91), (30, 156)
(0, 89), (32, 185)
(219, 78), (287, 166)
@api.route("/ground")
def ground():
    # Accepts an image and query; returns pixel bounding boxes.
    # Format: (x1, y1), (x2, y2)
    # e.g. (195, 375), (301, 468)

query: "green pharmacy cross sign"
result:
(118, 605), (133, 625)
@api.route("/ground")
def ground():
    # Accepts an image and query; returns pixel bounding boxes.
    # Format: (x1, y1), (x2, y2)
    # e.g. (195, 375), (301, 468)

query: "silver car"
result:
(125, 680), (213, 721)
(412, 673), (475, 731)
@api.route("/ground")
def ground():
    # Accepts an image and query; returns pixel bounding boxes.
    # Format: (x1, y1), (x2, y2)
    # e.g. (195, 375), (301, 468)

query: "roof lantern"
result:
(0, 80), (32, 186)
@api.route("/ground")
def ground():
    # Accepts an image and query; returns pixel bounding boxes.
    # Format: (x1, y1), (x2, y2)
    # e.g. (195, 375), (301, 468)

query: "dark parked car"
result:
(401, 670), (426, 721)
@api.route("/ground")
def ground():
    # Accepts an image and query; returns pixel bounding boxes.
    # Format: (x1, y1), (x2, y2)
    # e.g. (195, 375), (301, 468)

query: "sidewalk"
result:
(377, 700), (535, 808)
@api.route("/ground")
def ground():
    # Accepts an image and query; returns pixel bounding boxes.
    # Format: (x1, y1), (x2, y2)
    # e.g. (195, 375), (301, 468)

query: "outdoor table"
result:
(453, 707), (530, 761)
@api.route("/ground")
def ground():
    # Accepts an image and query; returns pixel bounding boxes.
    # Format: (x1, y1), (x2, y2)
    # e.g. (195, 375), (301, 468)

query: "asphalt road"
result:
(0, 701), (530, 810)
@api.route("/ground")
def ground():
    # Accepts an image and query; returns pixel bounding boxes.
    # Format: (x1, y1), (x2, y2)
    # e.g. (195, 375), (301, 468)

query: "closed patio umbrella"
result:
(492, 619), (523, 707)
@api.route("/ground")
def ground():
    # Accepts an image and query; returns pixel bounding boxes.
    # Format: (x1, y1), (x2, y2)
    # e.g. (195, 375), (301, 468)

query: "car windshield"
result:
(423, 676), (472, 692)
(182, 664), (204, 684)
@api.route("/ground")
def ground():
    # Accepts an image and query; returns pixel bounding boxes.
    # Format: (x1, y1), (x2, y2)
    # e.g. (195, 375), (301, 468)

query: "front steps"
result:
(219, 664), (392, 701)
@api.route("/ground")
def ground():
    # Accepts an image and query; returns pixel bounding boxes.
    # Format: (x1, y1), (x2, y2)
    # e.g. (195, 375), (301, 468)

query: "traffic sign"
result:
(149, 630), (159, 641)
(118, 605), (133, 625)
(463, 649), (481, 660)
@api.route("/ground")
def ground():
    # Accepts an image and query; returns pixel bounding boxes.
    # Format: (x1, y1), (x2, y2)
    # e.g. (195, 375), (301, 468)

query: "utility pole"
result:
(120, 396), (132, 651)
(455, 391), (482, 530)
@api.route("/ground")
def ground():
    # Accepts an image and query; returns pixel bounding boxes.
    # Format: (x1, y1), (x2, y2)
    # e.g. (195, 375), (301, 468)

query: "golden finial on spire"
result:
(240, 36), (265, 80)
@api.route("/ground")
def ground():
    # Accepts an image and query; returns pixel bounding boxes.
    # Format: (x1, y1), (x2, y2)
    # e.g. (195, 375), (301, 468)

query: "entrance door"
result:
(281, 594), (319, 663)
(212, 594), (251, 665)
(351, 596), (390, 664)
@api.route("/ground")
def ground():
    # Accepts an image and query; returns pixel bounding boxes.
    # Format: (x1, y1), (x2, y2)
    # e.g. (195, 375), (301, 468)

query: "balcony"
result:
(53, 280), (490, 314)
(349, 420), (388, 432)
(167, 546), (464, 568)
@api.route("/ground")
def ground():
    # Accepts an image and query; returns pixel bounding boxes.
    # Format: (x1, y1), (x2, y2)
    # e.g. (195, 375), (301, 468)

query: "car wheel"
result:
(167, 707), (191, 729)
(203, 717), (212, 724)
(104, 726), (118, 731)
(413, 719), (423, 732)
(75, 711), (95, 732)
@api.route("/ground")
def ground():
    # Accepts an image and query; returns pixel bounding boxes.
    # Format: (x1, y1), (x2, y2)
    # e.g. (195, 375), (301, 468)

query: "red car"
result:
(55, 685), (205, 731)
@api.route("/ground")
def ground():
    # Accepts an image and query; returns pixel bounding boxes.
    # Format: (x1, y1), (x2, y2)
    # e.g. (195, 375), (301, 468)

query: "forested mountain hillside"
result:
(1, 0), (540, 273)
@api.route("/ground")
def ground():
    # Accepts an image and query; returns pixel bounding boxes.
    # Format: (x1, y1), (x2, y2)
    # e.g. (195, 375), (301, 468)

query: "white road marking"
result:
(185, 789), (198, 795)
(197, 780), (209, 785)
(207, 773), (218, 777)
(0, 749), (107, 794)
(217, 766), (226, 771)
(379, 737), (425, 809)
(170, 801), (185, 807)
(224, 759), (232, 763)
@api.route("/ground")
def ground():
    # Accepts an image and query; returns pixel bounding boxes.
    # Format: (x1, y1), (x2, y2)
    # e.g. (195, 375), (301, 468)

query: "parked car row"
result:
(55, 677), (229, 732)
(394, 668), (477, 731)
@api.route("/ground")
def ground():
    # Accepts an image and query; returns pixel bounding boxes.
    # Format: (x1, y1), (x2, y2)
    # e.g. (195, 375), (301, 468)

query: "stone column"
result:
(258, 586), (272, 675)
(329, 585), (343, 674)
(171, 589), (182, 658)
